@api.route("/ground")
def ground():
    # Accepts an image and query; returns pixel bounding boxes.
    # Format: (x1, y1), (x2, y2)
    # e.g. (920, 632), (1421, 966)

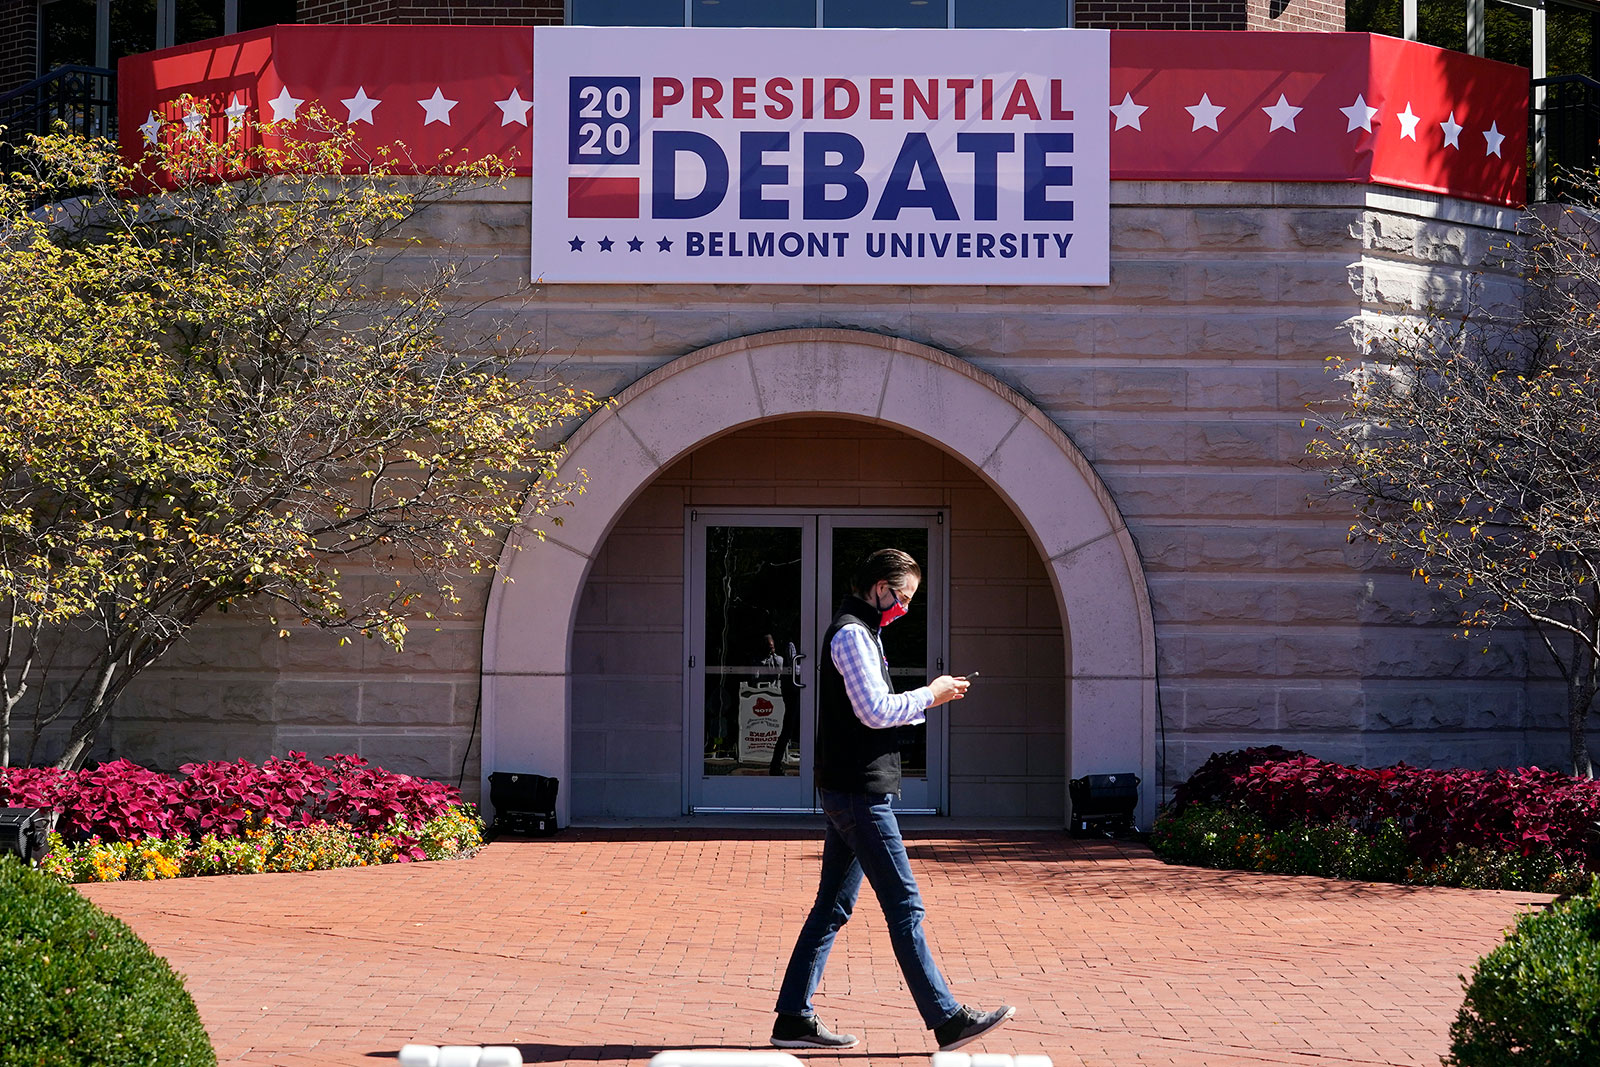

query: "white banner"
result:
(531, 27), (1109, 285)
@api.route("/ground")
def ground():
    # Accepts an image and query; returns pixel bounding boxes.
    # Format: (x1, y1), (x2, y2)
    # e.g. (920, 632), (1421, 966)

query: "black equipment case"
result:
(1067, 773), (1140, 837)
(0, 807), (50, 863)
(487, 772), (560, 836)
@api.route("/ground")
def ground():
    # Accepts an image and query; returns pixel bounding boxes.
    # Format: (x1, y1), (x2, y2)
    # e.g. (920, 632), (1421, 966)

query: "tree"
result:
(0, 110), (598, 769)
(1308, 191), (1600, 779)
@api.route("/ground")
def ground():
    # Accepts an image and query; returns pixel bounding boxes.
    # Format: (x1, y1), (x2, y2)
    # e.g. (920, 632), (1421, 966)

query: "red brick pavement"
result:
(77, 831), (1548, 1067)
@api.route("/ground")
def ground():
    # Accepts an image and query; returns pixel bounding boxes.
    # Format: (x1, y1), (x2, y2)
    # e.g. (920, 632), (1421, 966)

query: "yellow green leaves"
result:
(2, 116), (597, 767)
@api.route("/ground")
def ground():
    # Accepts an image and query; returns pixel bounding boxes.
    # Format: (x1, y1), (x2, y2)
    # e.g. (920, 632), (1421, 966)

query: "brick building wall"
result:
(297, 1), (563, 23)
(1247, 0), (1345, 31)
(1076, 0), (1343, 30)
(0, 2), (37, 96)
(1077, 0), (1248, 30)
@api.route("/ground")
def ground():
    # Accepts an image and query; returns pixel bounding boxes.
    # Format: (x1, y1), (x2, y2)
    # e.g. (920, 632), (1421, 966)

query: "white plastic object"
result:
(931, 1056), (1053, 1067)
(398, 1046), (522, 1067)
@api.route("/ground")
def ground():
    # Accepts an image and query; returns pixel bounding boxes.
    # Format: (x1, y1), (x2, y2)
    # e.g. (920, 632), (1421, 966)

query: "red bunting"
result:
(119, 25), (1527, 208)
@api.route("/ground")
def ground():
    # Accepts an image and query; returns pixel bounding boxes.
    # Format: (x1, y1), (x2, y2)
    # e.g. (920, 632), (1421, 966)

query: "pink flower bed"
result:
(0, 752), (461, 847)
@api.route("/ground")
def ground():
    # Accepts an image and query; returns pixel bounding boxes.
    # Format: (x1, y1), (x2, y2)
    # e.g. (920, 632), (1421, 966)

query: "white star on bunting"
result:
(1262, 93), (1302, 133)
(342, 87), (380, 125)
(1340, 94), (1379, 133)
(1397, 102), (1421, 140)
(224, 94), (248, 130)
(1483, 121), (1505, 157)
(496, 87), (533, 127)
(268, 87), (303, 123)
(139, 110), (162, 145)
(419, 88), (458, 126)
(1110, 91), (1148, 132)
(1185, 93), (1225, 132)
(1440, 111), (1463, 149)
(182, 107), (204, 133)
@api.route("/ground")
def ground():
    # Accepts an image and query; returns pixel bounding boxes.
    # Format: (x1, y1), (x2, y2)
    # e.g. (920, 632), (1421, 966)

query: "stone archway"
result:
(481, 328), (1157, 825)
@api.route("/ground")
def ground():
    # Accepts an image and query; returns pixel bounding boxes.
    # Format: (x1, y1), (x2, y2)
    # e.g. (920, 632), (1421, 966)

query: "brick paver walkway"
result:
(78, 831), (1547, 1067)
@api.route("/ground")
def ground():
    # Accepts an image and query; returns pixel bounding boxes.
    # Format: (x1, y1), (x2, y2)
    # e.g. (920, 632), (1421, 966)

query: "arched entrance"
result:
(481, 329), (1157, 825)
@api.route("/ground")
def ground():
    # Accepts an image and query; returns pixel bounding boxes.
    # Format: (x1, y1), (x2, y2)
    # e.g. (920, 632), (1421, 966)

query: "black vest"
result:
(816, 594), (902, 795)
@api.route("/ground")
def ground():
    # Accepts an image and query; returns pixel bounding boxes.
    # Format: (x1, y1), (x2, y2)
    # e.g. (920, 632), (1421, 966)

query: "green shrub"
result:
(1414, 847), (1595, 896)
(1447, 877), (1600, 1067)
(1150, 803), (1410, 881)
(0, 856), (216, 1066)
(1151, 801), (1588, 892)
(1259, 817), (1410, 883)
(1148, 802), (1272, 869)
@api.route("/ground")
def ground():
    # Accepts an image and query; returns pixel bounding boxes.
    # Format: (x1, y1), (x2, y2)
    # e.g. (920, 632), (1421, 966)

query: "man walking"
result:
(771, 548), (1015, 1052)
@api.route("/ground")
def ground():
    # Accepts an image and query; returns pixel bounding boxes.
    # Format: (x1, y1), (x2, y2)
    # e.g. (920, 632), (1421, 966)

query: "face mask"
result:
(875, 586), (909, 628)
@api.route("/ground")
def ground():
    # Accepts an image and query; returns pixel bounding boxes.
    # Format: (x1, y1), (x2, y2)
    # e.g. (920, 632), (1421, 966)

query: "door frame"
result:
(682, 506), (950, 815)
(682, 510), (818, 814)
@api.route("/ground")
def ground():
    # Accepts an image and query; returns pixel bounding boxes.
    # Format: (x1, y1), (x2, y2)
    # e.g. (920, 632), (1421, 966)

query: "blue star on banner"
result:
(657, 237), (673, 252)
(568, 236), (584, 251)
(598, 236), (615, 251)
(628, 236), (644, 252)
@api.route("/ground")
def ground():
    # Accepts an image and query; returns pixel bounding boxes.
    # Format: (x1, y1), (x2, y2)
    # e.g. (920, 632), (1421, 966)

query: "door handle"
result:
(788, 642), (806, 689)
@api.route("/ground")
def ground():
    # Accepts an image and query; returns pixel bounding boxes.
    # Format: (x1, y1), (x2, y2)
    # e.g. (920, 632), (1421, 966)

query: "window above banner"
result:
(570, 0), (1072, 28)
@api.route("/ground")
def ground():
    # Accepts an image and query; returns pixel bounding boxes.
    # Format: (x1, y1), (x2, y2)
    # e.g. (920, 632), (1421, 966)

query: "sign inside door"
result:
(737, 681), (786, 765)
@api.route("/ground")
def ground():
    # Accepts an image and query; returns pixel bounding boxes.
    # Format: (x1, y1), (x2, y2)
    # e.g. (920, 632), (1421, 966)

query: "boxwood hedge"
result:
(0, 856), (215, 1066)
(1447, 877), (1600, 1067)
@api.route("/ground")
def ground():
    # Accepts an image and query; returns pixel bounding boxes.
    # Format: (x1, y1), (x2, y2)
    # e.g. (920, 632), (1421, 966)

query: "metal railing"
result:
(1531, 74), (1600, 202)
(0, 65), (118, 159)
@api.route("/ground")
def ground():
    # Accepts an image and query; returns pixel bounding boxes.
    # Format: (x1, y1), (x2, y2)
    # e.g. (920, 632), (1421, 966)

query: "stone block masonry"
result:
(90, 176), (1573, 813)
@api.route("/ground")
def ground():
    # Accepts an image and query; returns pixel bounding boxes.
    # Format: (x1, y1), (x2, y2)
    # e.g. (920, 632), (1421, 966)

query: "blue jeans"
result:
(775, 789), (961, 1029)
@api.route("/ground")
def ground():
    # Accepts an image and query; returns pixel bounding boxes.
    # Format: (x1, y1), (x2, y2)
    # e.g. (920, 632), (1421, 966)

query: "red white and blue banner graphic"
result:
(1109, 31), (1525, 207)
(530, 28), (1110, 285)
(118, 26), (1530, 280)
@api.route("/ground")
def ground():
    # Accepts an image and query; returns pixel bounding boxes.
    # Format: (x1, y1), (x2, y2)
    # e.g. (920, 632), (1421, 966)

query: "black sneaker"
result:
(771, 1013), (860, 1049)
(934, 1004), (1016, 1051)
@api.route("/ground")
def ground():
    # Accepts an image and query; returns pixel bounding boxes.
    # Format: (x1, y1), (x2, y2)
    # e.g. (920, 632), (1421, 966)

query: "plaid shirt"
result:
(829, 622), (934, 729)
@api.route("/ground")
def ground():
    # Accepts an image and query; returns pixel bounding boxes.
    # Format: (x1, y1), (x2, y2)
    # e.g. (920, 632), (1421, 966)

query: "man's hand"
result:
(928, 675), (970, 706)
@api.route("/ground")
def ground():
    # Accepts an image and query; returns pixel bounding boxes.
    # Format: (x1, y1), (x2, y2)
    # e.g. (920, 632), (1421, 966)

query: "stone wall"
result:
(85, 576), (489, 785)
(33, 176), (1590, 812)
(453, 177), (1572, 796)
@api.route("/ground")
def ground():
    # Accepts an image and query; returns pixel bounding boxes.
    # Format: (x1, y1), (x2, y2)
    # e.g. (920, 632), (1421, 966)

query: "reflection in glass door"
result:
(686, 510), (947, 814)
(688, 516), (817, 812)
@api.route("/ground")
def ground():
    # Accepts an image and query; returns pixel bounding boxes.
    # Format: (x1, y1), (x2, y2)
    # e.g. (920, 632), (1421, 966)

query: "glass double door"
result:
(686, 510), (946, 814)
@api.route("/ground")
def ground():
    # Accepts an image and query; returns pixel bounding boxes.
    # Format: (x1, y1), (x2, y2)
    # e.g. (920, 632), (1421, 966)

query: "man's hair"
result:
(854, 548), (922, 595)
